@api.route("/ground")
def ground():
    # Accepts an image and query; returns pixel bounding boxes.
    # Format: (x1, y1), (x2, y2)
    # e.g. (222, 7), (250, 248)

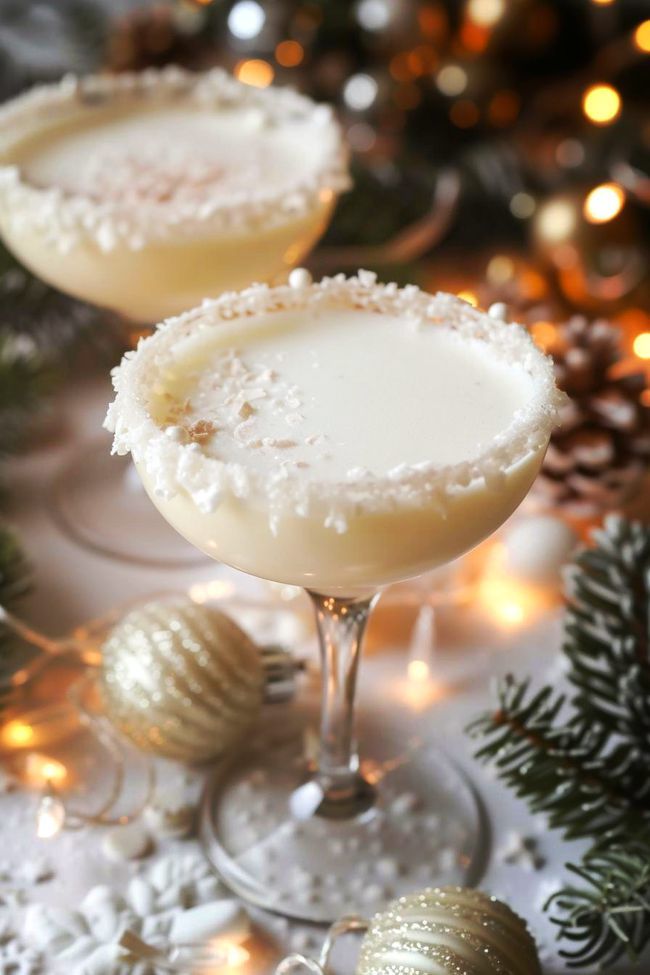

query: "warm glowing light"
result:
(457, 289), (478, 307)
(478, 545), (549, 629)
(2, 720), (34, 747)
(642, 390), (650, 407)
(535, 199), (576, 242)
(36, 793), (66, 839)
(459, 22), (490, 52)
(530, 321), (558, 352)
(24, 753), (67, 787)
(591, 0), (615, 5)
(582, 84), (621, 125)
(275, 40), (304, 67)
(436, 64), (467, 96)
(408, 659), (431, 683)
(189, 579), (236, 604)
(486, 254), (515, 285)
(633, 332), (650, 359)
(235, 59), (274, 88)
(488, 90), (520, 127)
(510, 191), (536, 219)
(496, 600), (525, 625)
(634, 20), (650, 52)
(450, 99), (479, 128)
(583, 183), (625, 223)
(466, 0), (505, 27)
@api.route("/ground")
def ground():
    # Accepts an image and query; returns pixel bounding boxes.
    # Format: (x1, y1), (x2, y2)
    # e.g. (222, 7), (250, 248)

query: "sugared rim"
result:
(0, 66), (350, 252)
(105, 271), (567, 532)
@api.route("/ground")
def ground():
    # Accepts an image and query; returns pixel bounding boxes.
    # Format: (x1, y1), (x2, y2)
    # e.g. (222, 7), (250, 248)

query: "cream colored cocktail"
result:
(107, 271), (562, 592)
(0, 68), (348, 321)
(105, 271), (565, 922)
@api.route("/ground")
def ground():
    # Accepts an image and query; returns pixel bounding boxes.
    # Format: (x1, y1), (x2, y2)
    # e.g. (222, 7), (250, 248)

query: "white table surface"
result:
(1, 374), (642, 975)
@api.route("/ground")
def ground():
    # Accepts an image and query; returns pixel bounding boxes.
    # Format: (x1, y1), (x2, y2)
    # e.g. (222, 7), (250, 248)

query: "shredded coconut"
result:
(0, 66), (350, 252)
(105, 271), (567, 530)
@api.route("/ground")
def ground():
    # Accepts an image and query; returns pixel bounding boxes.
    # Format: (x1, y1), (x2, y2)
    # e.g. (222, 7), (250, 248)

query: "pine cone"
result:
(535, 316), (650, 517)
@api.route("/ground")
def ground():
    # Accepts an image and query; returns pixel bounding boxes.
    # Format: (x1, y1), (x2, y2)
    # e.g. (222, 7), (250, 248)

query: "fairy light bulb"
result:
(633, 332), (650, 359)
(583, 183), (625, 223)
(2, 720), (34, 747)
(23, 753), (67, 787)
(235, 60), (274, 88)
(582, 84), (621, 125)
(633, 20), (650, 52)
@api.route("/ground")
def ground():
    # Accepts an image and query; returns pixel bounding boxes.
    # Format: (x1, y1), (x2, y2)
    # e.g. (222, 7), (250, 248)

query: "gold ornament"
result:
(99, 597), (264, 763)
(357, 887), (541, 975)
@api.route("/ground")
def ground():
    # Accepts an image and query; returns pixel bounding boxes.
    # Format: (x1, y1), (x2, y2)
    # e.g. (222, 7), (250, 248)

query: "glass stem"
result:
(308, 590), (378, 818)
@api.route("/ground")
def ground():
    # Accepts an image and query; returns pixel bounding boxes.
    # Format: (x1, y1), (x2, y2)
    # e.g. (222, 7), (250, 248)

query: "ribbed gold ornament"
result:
(99, 597), (264, 763)
(357, 887), (541, 975)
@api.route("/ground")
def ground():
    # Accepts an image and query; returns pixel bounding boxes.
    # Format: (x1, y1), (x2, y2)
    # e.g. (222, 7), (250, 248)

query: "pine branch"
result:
(547, 835), (650, 968)
(469, 516), (650, 969)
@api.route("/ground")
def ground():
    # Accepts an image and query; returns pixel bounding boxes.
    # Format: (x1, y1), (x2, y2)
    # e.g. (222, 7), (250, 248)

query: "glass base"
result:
(200, 738), (480, 923)
(51, 437), (207, 568)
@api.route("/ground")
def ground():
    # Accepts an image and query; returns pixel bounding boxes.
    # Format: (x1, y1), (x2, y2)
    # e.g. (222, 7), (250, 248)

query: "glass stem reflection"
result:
(308, 590), (378, 819)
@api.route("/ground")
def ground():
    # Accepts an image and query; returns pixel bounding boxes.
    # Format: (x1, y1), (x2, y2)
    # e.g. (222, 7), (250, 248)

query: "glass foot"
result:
(51, 436), (207, 568)
(200, 739), (480, 923)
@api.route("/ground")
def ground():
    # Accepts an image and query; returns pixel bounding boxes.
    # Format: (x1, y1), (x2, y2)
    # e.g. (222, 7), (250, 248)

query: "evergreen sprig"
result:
(469, 515), (650, 969)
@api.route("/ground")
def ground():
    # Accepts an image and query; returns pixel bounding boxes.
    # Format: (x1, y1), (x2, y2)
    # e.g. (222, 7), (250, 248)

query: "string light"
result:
(2, 720), (34, 747)
(457, 289), (478, 306)
(582, 83), (621, 125)
(510, 192), (536, 218)
(450, 99), (479, 128)
(583, 183), (625, 223)
(227, 0), (265, 39)
(356, 0), (391, 31)
(436, 64), (467, 96)
(23, 753), (67, 787)
(530, 321), (558, 352)
(633, 333), (650, 359)
(486, 254), (515, 285)
(343, 73), (378, 111)
(234, 59), (274, 88)
(466, 0), (505, 27)
(478, 560), (544, 629)
(407, 659), (431, 682)
(633, 20), (650, 53)
(535, 198), (576, 242)
(275, 40), (304, 67)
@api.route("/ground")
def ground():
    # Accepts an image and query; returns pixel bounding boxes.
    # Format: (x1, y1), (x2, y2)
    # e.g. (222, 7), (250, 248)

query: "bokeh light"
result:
(466, 0), (505, 27)
(227, 0), (265, 40)
(634, 20), (650, 53)
(275, 40), (304, 67)
(583, 183), (625, 223)
(633, 332), (650, 359)
(235, 59), (274, 87)
(343, 73), (378, 111)
(436, 64), (468, 96)
(582, 83), (621, 125)
(536, 198), (577, 242)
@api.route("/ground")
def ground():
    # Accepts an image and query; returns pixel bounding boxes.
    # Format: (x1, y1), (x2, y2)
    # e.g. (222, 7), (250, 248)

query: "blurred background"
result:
(1, 0), (649, 523)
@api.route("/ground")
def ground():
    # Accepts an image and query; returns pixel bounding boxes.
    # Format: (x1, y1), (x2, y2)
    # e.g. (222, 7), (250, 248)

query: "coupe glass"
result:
(0, 67), (347, 566)
(106, 275), (563, 922)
